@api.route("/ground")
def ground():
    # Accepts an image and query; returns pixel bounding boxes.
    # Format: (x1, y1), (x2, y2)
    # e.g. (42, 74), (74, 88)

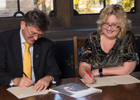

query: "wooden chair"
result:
(73, 36), (86, 77)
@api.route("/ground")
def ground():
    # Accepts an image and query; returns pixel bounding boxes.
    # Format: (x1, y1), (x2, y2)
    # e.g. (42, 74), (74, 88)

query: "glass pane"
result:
(106, 0), (135, 12)
(34, 0), (54, 14)
(73, 0), (104, 14)
(0, 0), (54, 17)
(0, 0), (18, 17)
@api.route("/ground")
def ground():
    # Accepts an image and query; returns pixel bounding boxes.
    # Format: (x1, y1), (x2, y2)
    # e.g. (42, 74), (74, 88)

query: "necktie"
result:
(23, 42), (31, 79)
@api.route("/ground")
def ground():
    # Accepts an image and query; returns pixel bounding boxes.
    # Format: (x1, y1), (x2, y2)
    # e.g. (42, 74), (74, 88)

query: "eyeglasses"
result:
(102, 23), (119, 30)
(26, 26), (43, 38)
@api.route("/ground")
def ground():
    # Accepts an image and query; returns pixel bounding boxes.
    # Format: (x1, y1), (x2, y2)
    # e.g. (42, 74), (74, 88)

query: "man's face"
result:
(20, 21), (45, 44)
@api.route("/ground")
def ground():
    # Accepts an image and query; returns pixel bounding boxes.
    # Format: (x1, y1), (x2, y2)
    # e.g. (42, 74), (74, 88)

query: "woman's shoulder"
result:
(125, 31), (135, 39)
(126, 31), (134, 36)
(89, 31), (98, 36)
(87, 31), (99, 40)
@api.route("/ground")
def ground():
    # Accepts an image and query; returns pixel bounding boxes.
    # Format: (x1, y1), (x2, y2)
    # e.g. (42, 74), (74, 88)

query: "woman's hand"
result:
(91, 69), (100, 76)
(83, 73), (95, 84)
(79, 62), (95, 84)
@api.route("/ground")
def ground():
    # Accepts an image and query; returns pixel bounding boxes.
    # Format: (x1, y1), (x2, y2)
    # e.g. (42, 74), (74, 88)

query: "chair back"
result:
(73, 36), (86, 77)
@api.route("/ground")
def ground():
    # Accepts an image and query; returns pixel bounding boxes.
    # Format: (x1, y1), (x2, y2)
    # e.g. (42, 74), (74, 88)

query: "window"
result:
(73, 0), (136, 15)
(0, 0), (55, 18)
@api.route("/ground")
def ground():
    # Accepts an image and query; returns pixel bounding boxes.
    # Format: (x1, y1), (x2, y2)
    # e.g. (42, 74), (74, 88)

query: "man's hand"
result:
(13, 77), (34, 87)
(33, 76), (53, 92)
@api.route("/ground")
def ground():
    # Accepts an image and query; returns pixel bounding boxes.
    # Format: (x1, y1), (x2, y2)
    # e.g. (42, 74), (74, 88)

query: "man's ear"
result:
(20, 21), (26, 30)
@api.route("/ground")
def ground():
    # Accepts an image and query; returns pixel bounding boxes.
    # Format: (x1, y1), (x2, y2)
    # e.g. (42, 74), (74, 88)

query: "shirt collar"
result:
(20, 29), (26, 44)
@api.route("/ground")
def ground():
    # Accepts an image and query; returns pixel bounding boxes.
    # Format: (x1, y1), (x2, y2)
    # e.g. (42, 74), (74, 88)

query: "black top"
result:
(79, 31), (139, 70)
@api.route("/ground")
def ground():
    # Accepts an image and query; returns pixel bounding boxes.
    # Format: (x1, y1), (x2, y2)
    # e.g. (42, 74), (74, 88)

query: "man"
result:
(0, 9), (61, 92)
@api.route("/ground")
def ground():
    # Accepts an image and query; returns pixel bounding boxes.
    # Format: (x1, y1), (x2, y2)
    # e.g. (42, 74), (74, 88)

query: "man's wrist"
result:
(46, 75), (53, 80)
(13, 78), (17, 85)
(9, 80), (14, 86)
(46, 75), (56, 84)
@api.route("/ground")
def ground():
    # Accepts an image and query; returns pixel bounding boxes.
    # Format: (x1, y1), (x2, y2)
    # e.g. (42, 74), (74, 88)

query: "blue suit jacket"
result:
(0, 29), (61, 86)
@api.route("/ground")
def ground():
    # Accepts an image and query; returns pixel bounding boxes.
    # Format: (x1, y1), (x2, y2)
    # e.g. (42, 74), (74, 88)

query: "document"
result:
(105, 75), (140, 84)
(81, 75), (140, 87)
(7, 86), (50, 99)
(50, 83), (102, 98)
(7, 83), (102, 99)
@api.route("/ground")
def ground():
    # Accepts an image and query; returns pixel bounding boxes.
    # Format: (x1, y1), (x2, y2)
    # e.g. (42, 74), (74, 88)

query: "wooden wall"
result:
(0, 0), (140, 41)
(0, 0), (140, 78)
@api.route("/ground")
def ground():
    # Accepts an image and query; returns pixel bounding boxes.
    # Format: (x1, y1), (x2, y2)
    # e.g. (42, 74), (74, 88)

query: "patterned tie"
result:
(23, 42), (31, 79)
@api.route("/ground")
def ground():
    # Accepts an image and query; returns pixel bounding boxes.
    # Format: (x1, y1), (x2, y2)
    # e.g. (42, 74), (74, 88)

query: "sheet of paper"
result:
(81, 77), (117, 87)
(7, 86), (49, 99)
(70, 87), (102, 98)
(81, 75), (140, 88)
(105, 75), (140, 85)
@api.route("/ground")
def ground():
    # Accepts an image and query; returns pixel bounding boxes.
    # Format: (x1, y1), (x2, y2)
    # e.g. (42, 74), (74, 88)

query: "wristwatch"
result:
(99, 68), (103, 76)
(47, 75), (56, 84)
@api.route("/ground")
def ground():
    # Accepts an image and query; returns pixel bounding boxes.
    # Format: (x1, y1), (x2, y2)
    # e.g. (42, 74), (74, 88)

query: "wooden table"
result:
(1, 72), (140, 100)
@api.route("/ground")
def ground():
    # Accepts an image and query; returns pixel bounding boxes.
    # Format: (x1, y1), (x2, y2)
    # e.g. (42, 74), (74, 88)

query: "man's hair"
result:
(96, 4), (131, 39)
(22, 8), (51, 31)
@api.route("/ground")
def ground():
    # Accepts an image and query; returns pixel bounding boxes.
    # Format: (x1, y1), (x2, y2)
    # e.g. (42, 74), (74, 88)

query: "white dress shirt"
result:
(9, 29), (35, 86)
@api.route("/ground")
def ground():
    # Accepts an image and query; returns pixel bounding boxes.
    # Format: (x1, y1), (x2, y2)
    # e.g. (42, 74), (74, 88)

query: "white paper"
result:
(70, 87), (102, 98)
(105, 75), (140, 85)
(81, 75), (140, 87)
(7, 86), (49, 99)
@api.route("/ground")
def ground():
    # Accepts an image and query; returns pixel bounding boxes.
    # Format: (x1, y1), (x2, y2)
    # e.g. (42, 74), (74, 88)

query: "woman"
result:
(78, 4), (139, 84)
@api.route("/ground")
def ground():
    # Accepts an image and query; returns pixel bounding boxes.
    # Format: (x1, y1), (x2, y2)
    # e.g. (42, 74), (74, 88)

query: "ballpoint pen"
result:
(85, 69), (92, 78)
(23, 72), (28, 78)
(23, 72), (35, 85)
(85, 69), (95, 83)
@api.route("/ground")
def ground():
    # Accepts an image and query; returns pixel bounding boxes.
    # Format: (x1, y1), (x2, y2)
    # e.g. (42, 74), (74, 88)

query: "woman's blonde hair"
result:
(96, 4), (131, 39)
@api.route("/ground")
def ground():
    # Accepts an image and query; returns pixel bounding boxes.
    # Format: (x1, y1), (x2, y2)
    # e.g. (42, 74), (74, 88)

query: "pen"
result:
(23, 72), (28, 78)
(23, 72), (35, 85)
(85, 69), (92, 78)
(85, 69), (95, 83)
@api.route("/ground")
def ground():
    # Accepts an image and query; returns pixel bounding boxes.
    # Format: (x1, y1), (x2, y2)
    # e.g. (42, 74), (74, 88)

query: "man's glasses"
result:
(26, 26), (43, 38)
(102, 23), (119, 30)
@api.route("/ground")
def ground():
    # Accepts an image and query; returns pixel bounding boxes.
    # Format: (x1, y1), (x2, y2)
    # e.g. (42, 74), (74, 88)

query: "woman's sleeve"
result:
(123, 31), (139, 64)
(78, 34), (95, 65)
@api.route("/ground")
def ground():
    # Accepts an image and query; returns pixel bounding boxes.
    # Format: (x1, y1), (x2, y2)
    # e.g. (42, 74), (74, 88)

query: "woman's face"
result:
(102, 15), (120, 39)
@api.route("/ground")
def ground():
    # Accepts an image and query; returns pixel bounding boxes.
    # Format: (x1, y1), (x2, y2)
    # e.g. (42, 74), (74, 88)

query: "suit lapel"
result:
(33, 42), (41, 80)
(12, 30), (23, 75)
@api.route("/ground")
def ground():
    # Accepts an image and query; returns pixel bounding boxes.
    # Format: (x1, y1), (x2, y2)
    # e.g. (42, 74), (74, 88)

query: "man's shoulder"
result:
(0, 28), (19, 33)
(0, 29), (20, 41)
(0, 29), (20, 36)
(35, 37), (54, 45)
(38, 37), (53, 42)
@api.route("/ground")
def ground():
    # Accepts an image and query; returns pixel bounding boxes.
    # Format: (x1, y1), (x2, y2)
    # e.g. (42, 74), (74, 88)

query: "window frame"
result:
(0, 0), (56, 18)
(73, 0), (136, 16)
